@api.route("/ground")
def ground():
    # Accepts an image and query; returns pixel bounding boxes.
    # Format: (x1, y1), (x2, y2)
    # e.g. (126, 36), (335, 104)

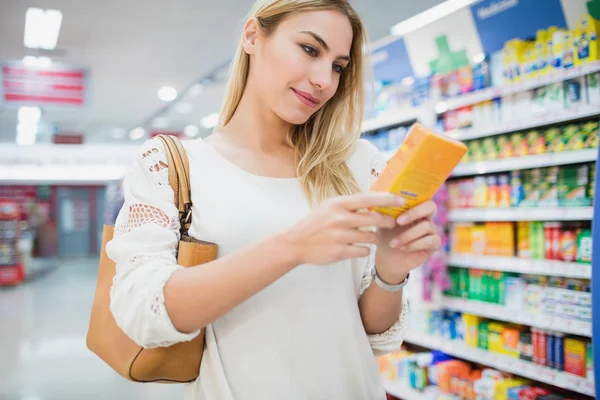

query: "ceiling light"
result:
(401, 76), (415, 86)
(472, 52), (486, 64)
(158, 86), (177, 102)
(175, 102), (193, 114)
(24, 8), (63, 50)
(16, 122), (38, 146)
(152, 117), (168, 129)
(18, 107), (42, 123)
(184, 125), (199, 137)
(200, 113), (219, 129)
(129, 127), (145, 140)
(22, 56), (52, 68)
(390, 0), (479, 37)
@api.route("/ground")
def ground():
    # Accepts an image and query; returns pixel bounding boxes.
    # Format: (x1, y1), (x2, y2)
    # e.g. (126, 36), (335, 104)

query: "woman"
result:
(107, 0), (440, 399)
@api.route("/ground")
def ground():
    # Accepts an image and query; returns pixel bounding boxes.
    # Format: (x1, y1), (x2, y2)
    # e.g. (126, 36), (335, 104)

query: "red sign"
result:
(1, 61), (87, 107)
(53, 133), (84, 144)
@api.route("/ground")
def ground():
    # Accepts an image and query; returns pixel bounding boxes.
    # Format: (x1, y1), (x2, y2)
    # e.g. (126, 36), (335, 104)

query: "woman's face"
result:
(246, 10), (353, 125)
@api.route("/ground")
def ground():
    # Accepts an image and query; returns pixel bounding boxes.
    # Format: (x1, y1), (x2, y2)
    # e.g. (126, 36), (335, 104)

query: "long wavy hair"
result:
(216, 0), (369, 205)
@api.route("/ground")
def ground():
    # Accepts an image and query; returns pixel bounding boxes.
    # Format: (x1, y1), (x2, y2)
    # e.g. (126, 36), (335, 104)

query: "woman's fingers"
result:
(397, 234), (442, 253)
(348, 211), (396, 230)
(332, 229), (379, 245)
(390, 220), (436, 248)
(396, 201), (437, 226)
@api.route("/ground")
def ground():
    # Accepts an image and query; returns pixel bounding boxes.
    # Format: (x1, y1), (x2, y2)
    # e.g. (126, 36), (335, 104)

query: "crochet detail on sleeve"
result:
(114, 204), (179, 237)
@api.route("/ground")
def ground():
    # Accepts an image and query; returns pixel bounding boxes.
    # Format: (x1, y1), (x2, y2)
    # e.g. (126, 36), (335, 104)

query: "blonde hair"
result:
(217, 0), (369, 205)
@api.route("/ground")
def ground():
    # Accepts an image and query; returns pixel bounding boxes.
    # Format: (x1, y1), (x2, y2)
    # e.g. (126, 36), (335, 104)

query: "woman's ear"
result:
(242, 18), (259, 55)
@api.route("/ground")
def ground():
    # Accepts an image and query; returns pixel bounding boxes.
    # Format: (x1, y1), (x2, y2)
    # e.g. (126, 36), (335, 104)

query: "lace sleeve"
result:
(105, 138), (201, 348)
(359, 142), (408, 356)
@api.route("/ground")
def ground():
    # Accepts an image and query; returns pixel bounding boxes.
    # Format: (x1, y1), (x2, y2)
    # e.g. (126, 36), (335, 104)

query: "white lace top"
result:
(106, 137), (408, 400)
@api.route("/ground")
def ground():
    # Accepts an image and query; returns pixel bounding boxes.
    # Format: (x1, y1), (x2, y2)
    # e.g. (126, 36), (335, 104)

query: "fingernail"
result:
(397, 215), (409, 225)
(389, 239), (400, 248)
(395, 197), (406, 206)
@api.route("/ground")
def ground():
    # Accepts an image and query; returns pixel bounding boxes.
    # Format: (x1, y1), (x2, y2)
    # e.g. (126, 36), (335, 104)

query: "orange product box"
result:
(370, 122), (467, 217)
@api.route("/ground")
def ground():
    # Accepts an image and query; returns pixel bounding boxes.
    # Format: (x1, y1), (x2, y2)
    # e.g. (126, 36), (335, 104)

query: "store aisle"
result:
(0, 258), (184, 400)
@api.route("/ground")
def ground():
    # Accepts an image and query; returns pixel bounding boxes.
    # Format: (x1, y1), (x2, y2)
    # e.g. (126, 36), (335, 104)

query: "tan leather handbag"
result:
(86, 135), (218, 383)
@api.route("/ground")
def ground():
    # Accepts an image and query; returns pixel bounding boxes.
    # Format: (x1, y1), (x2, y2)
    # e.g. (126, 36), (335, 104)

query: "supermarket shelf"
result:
(403, 331), (596, 396)
(383, 381), (423, 400)
(361, 110), (417, 132)
(447, 108), (600, 141)
(442, 297), (592, 337)
(440, 61), (600, 111)
(448, 207), (594, 222)
(453, 149), (598, 177)
(447, 253), (592, 279)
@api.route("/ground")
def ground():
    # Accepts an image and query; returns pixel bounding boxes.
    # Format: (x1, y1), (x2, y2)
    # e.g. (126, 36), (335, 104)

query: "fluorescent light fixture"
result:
(158, 86), (177, 102)
(390, 0), (479, 37)
(129, 127), (145, 140)
(473, 52), (486, 64)
(16, 122), (38, 146)
(184, 125), (199, 137)
(401, 76), (415, 86)
(24, 8), (63, 50)
(200, 113), (219, 129)
(22, 56), (52, 68)
(18, 106), (42, 123)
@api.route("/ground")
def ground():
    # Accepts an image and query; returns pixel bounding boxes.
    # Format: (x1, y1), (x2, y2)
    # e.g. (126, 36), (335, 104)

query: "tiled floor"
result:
(0, 258), (184, 400)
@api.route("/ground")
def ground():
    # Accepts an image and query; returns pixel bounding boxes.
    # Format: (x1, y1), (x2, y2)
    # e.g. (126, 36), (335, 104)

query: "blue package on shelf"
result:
(473, 55), (491, 91)
(412, 76), (432, 108)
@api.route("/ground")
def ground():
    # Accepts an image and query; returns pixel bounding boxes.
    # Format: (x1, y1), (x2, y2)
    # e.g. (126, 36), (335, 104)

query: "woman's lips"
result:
(292, 88), (319, 108)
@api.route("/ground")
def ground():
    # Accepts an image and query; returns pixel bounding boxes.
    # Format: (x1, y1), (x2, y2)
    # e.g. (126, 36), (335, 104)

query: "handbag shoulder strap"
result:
(156, 135), (192, 235)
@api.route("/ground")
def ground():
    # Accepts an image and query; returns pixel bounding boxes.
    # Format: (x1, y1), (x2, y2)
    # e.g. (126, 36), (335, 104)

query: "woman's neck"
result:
(219, 83), (292, 152)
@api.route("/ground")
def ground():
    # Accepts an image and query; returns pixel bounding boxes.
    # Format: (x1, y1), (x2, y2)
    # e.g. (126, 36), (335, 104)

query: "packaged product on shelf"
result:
(547, 331), (556, 369)
(532, 87), (548, 116)
(576, 229), (592, 263)
(517, 221), (531, 258)
(558, 163), (592, 206)
(511, 171), (524, 207)
(561, 124), (581, 151)
(497, 135), (513, 159)
(482, 137), (499, 160)
(463, 313), (480, 347)
(472, 224), (486, 254)
(474, 176), (488, 207)
(535, 29), (550, 75)
(564, 337), (587, 377)
(515, 90), (534, 121)
(498, 174), (512, 207)
(551, 28), (567, 69)
(526, 129), (546, 155)
(586, 72), (600, 107)
(559, 226), (578, 262)
(545, 127), (562, 152)
(564, 77), (585, 112)
(555, 332), (565, 371)
(505, 274), (524, 310)
(510, 132), (529, 157)
(574, 14), (599, 65)
(586, 342), (594, 382)
(539, 167), (559, 207)
(519, 330), (534, 362)
(582, 120), (598, 149)
(473, 55), (491, 91)
(562, 31), (576, 69)
(458, 65), (474, 94)
(588, 162), (596, 199)
(470, 139), (485, 162)
(544, 82), (565, 112)
(486, 175), (499, 207)
(479, 321), (490, 350)
(522, 169), (542, 207)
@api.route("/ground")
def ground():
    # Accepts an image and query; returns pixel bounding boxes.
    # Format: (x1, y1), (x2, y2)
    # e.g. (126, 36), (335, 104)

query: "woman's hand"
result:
(375, 200), (441, 283)
(283, 193), (402, 265)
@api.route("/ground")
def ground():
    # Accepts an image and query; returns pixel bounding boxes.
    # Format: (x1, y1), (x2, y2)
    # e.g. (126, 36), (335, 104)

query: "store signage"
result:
(52, 133), (85, 144)
(0, 60), (88, 107)
(372, 38), (415, 83)
(470, 0), (568, 54)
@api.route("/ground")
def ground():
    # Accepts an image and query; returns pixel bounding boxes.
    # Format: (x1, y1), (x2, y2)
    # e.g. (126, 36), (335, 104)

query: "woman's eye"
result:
(302, 45), (318, 57)
(333, 64), (344, 74)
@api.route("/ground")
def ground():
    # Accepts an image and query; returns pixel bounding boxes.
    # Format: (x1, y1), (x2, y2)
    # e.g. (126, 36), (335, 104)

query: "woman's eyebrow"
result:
(300, 30), (350, 61)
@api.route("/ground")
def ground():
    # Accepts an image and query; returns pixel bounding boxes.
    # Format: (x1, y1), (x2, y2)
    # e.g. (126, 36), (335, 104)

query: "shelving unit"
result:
(383, 380), (436, 400)
(447, 253), (591, 279)
(447, 109), (600, 141)
(403, 331), (596, 396)
(439, 61), (600, 111)
(361, 109), (418, 133)
(442, 296), (591, 337)
(448, 207), (594, 222)
(453, 149), (598, 177)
